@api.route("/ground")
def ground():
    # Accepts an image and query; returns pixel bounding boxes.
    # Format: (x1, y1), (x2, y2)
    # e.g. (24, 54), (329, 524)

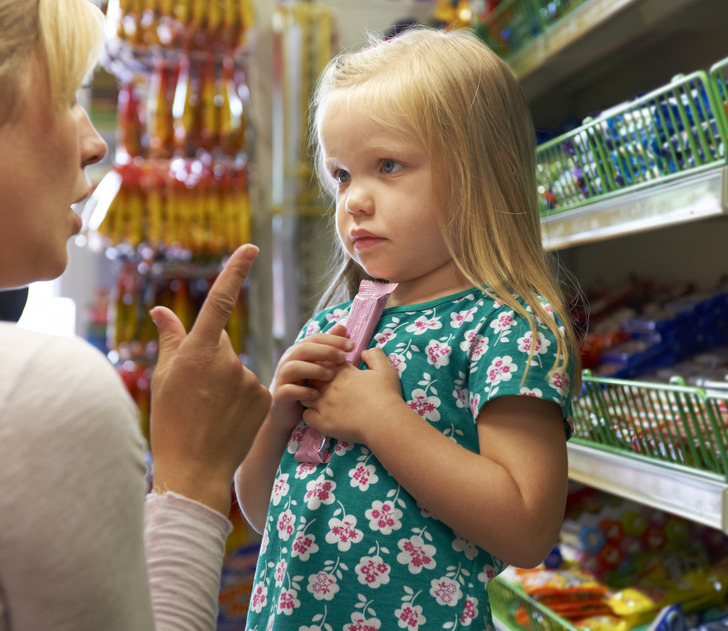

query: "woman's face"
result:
(0, 57), (107, 289)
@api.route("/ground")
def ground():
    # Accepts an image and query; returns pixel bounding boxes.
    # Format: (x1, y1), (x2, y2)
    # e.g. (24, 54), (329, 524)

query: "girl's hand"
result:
(269, 323), (353, 433)
(302, 347), (404, 444)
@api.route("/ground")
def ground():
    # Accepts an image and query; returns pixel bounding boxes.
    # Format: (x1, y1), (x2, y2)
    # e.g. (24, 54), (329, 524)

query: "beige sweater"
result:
(0, 324), (231, 630)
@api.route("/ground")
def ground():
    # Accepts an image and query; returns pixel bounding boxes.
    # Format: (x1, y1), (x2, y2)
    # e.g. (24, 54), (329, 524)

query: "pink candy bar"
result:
(294, 280), (398, 464)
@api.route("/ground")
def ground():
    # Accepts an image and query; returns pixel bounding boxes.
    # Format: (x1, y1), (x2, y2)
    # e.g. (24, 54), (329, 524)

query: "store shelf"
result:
(540, 164), (728, 249)
(507, 0), (725, 102)
(568, 441), (728, 532)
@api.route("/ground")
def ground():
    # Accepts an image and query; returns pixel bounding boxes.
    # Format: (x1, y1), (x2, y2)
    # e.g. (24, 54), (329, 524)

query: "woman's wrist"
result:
(151, 462), (233, 517)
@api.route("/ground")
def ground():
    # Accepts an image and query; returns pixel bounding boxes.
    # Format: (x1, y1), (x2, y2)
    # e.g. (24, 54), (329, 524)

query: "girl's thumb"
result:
(362, 347), (389, 368)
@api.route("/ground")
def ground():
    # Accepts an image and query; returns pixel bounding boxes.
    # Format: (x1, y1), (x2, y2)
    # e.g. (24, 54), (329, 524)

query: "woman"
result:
(0, 0), (270, 628)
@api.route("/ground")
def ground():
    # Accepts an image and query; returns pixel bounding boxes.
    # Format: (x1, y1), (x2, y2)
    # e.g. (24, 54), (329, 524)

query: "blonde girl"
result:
(237, 26), (581, 631)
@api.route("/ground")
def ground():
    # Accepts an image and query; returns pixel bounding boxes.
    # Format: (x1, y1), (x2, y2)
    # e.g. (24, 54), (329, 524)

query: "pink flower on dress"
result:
(295, 462), (318, 480)
(250, 581), (268, 613)
(394, 604), (426, 629)
(450, 308), (476, 328)
(517, 330), (550, 356)
(388, 353), (407, 375)
(405, 315), (442, 335)
(344, 612), (381, 631)
(307, 571), (340, 601)
(460, 596), (479, 626)
(453, 384), (468, 409)
(325, 515), (363, 551)
(276, 587), (300, 615)
(291, 532), (319, 561)
(452, 535), (479, 560)
(429, 576), (462, 606)
(274, 559), (287, 587)
(490, 310), (515, 333)
(276, 509), (295, 541)
(407, 389), (440, 422)
(286, 422), (307, 452)
(271, 473), (290, 506)
(460, 330), (488, 362)
(305, 322), (322, 337)
(550, 370), (570, 395)
(425, 339), (452, 368)
(365, 500), (403, 534)
(326, 308), (347, 324)
(486, 356), (517, 385)
(374, 328), (396, 344)
(304, 476), (336, 510)
(397, 535), (436, 574)
(349, 462), (379, 491)
(520, 386), (543, 397)
(355, 554), (391, 588)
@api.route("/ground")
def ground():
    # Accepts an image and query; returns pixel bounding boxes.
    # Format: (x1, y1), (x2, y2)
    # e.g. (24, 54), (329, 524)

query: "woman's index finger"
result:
(189, 244), (259, 345)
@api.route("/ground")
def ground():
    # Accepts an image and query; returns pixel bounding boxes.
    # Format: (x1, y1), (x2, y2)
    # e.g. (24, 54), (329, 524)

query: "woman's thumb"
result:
(150, 306), (187, 360)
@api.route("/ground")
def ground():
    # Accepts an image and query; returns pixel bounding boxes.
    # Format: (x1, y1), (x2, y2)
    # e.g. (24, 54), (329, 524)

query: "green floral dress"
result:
(246, 288), (575, 631)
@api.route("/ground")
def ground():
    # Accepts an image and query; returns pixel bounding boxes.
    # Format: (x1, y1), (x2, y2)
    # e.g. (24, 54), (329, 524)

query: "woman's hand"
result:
(148, 244), (271, 516)
(269, 323), (352, 434)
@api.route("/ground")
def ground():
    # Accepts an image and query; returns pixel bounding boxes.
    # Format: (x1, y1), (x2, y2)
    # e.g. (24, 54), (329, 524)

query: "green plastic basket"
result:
(537, 70), (728, 215)
(572, 372), (728, 479)
(489, 576), (580, 631)
(709, 55), (728, 131)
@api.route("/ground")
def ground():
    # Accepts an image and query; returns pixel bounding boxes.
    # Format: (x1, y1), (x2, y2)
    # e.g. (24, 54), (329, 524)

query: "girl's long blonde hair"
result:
(0, 0), (104, 124)
(311, 26), (581, 394)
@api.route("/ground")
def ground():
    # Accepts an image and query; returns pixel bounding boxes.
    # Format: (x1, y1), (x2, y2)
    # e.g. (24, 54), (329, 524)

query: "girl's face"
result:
(320, 96), (467, 306)
(0, 59), (107, 289)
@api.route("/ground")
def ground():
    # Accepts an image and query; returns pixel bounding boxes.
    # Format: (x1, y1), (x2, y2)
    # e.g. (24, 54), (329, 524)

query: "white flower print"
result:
(425, 339), (452, 368)
(259, 526), (269, 556)
(307, 571), (340, 601)
(325, 515), (363, 551)
(517, 329), (551, 358)
(277, 509), (296, 541)
(271, 473), (290, 506)
(276, 587), (300, 615)
(452, 535), (479, 560)
(450, 308), (476, 328)
(407, 389), (441, 422)
(295, 462), (318, 480)
(460, 329), (489, 362)
(388, 353), (407, 375)
(326, 308), (348, 324)
(397, 534), (436, 574)
(374, 327), (396, 345)
(304, 321), (322, 337)
(550, 370), (570, 396)
(349, 462), (379, 491)
(429, 576), (462, 606)
(490, 309), (516, 334)
(460, 596), (479, 626)
(286, 422), (307, 453)
(299, 626), (322, 631)
(405, 315), (442, 335)
(274, 559), (287, 587)
(250, 581), (268, 614)
(345, 612), (381, 631)
(304, 475), (336, 510)
(291, 531), (319, 561)
(333, 440), (355, 456)
(486, 355), (517, 385)
(453, 383), (468, 409)
(477, 562), (499, 586)
(395, 603), (426, 630)
(355, 554), (391, 588)
(366, 500), (403, 534)
(520, 386), (544, 397)
(266, 614), (274, 631)
(469, 392), (481, 420)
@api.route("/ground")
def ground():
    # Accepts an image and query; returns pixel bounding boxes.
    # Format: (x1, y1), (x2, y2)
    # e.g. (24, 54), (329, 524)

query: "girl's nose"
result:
(344, 187), (373, 216)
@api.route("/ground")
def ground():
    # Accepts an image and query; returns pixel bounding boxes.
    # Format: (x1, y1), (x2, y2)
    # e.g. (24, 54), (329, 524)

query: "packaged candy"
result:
(295, 280), (398, 464)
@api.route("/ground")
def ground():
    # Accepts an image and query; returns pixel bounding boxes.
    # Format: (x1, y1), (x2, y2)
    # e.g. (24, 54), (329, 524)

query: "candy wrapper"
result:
(294, 280), (398, 464)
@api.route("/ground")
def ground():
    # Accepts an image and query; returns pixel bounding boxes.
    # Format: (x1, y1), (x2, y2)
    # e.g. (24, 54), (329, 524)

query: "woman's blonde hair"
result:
(311, 26), (581, 393)
(0, 0), (105, 124)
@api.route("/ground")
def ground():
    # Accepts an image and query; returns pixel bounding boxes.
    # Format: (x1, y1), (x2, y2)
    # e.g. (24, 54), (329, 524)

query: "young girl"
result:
(236, 26), (581, 631)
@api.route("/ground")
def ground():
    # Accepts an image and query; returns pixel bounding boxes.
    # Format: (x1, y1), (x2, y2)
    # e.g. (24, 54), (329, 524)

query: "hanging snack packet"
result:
(294, 280), (398, 464)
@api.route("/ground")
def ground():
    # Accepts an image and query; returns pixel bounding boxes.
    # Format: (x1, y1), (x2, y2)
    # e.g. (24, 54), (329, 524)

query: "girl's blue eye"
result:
(381, 159), (402, 174)
(333, 169), (350, 184)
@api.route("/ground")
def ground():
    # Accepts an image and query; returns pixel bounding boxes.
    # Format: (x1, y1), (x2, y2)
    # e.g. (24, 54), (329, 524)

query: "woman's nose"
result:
(79, 108), (108, 168)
